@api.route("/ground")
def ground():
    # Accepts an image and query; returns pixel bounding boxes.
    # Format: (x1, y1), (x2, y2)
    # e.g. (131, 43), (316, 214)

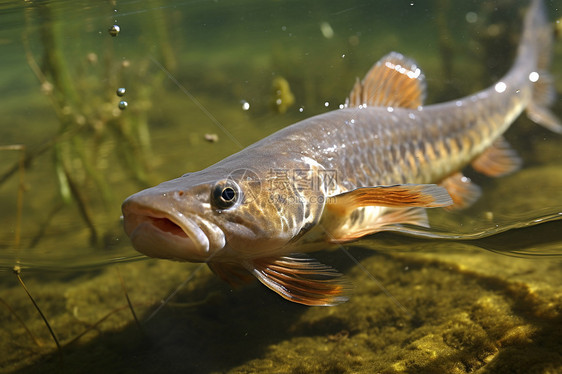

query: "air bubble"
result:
(108, 25), (120, 37)
(118, 101), (128, 110)
(116, 87), (126, 97)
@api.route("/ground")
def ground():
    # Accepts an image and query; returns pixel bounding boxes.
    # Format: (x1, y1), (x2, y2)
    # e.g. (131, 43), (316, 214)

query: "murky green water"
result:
(1, 0), (561, 373)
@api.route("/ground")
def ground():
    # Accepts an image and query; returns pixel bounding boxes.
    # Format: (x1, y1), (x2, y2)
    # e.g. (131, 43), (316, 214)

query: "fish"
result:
(122, 0), (561, 306)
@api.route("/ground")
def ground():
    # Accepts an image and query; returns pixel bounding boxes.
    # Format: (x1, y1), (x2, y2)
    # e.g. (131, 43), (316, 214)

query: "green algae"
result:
(3, 239), (560, 373)
(270, 77), (295, 114)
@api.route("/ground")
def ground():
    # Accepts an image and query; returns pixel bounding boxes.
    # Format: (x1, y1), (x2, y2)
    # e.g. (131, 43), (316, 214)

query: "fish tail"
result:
(519, 0), (562, 133)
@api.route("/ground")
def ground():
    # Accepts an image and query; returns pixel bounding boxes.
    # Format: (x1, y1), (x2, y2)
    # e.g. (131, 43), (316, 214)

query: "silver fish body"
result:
(122, 0), (560, 305)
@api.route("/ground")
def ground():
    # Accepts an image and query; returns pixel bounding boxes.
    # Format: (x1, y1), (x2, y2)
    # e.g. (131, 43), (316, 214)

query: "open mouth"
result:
(148, 216), (188, 238)
(121, 199), (214, 261)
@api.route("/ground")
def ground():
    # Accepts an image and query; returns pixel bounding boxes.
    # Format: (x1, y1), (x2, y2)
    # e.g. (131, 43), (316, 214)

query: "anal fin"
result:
(471, 137), (522, 177)
(439, 172), (481, 210)
(247, 255), (352, 306)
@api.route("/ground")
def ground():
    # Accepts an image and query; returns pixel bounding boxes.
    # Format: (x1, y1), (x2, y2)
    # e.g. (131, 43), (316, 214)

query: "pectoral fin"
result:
(246, 255), (352, 306)
(321, 184), (451, 243)
(325, 184), (452, 216)
(329, 207), (429, 243)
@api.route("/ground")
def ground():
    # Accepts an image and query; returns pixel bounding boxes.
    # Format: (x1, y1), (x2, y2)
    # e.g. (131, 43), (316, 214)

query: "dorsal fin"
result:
(346, 52), (426, 109)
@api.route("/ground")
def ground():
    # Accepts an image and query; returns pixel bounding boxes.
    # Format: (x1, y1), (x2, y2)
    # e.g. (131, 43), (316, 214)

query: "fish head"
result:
(122, 166), (319, 263)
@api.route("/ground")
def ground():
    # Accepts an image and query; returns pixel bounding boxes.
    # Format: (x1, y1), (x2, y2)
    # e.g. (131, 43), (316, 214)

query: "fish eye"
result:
(211, 180), (241, 210)
(221, 187), (236, 201)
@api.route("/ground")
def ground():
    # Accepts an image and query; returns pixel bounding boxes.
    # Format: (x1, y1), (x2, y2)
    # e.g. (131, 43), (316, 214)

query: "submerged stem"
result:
(13, 266), (63, 364)
(116, 266), (143, 334)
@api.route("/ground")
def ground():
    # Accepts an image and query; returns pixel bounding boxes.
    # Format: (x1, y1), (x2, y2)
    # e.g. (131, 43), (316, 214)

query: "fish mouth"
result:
(122, 200), (224, 262)
(146, 216), (187, 237)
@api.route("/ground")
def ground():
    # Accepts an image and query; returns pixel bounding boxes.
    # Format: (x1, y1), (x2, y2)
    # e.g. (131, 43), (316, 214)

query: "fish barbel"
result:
(122, 0), (561, 306)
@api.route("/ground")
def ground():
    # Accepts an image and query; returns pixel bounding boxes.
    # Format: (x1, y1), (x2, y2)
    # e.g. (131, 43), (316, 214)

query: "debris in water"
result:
(270, 76), (295, 114)
(87, 52), (98, 64)
(204, 133), (219, 143)
(320, 22), (334, 39)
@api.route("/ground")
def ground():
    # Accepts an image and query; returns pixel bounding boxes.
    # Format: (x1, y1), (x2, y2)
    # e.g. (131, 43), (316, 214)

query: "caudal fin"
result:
(522, 0), (562, 133)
